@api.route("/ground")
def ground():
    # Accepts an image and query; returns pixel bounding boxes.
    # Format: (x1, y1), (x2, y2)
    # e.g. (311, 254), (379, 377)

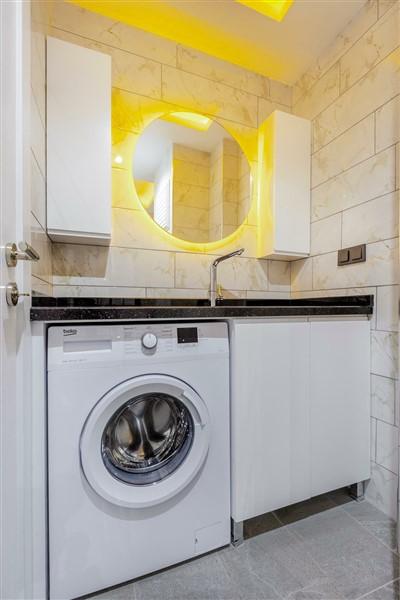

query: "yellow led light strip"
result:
(235, 0), (293, 22)
(162, 112), (212, 132)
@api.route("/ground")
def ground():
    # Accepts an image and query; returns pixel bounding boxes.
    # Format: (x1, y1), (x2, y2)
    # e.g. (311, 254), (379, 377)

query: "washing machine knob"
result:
(141, 332), (158, 349)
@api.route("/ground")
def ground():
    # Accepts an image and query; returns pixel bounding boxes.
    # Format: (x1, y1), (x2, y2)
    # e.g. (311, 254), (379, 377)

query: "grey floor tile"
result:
(361, 579), (400, 600)
(288, 507), (398, 599)
(244, 511), (282, 540)
(229, 526), (326, 599)
(133, 551), (244, 600)
(341, 500), (398, 551)
(274, 494), (338, 526)
(89, 582), (135, 600)
(326, 488), (354, 508)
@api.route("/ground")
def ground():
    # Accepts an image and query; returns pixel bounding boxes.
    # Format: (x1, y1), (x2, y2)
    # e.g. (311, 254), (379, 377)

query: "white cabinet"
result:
(310, 319), (371, 496)
(230, 317), (370, 524)
(257, 111), (311, 260)
(46, 37), (111, 244)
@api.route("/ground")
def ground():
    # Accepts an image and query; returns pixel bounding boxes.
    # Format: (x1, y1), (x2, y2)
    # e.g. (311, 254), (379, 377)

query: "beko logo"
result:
(63, 328), (77, 336)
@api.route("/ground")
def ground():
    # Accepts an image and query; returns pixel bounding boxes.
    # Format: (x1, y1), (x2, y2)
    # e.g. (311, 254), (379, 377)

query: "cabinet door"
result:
(231, 319), (310, 522)
(310, 319), (370, 497)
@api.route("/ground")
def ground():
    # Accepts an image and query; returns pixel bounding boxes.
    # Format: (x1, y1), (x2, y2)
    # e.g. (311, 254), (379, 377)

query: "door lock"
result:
(5, 241), (40, 267)
(5, 282), (30, 306)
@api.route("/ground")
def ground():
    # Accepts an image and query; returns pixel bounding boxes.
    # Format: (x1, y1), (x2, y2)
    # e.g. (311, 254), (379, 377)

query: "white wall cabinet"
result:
(230, 317), (370, 524)
(257, 111), (311, 260)
(46, 37), (111, 244)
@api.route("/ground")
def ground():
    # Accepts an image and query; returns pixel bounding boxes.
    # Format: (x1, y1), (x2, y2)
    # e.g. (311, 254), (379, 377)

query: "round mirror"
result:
(133, 112), (252, 243)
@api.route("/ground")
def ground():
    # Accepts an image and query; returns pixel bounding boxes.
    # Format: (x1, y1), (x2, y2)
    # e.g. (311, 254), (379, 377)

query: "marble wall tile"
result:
(294, 63), (340, 121)
(311, 114), (375, 188)
(313, 239), (398, 290)
(313, 48), (400, 151)
(292, 0), (378, 105)
(376, 285), (399, 332)
(340, 4), (399, 93)
(246, 290), (290, 299)
(371, 330), (398, 379)
(268, 261), (291, 292)
(378, 0), (399, 17)
(31, 150), (46, 230)
(269, 80), (292, 107)
(312, 147), (396, 221)
(111, 208), (179, 253)
(146, 287), (209, 299)
(31, 94), (45, 178)
(112, 168), (141, 210)
(290, 257), (313, 293)
(175, 253), (270, 292)
(341, 191), (399, 248)
(376, 95), (400, 153)
(376, 419), (399, 474)
(257, 97), (291, 126)
(176, 46), (270, 98)
(162, 65), (258, 128)
(50, 1), (177, 66)
(371, 418), (377, 461)
(365, 462), (398, 520)
(371, 374), (396, 424)
(310, 213), (341, 256)
(53, 285), (146, 298)
(31, 29), (46, 124)
(31, 215), (52, 285)
(53, 244), (175, 288)
(51, 27), (163, 100)
(32, 275), (52, 298)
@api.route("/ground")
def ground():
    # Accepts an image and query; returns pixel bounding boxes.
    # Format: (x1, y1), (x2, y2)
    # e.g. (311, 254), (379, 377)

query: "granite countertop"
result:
(30, 295), (374, 322)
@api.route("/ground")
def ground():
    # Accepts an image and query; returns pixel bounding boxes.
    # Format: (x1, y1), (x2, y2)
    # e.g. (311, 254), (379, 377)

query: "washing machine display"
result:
(47, 322), (230, 600)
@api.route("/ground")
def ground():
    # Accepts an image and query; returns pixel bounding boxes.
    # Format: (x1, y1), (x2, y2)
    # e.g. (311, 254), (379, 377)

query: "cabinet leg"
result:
(349, 481), (365, 502)
(231, 519), (244, 547)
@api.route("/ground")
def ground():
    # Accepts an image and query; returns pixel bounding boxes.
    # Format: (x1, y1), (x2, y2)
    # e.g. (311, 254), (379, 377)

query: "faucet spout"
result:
(210, 248), (244, 306)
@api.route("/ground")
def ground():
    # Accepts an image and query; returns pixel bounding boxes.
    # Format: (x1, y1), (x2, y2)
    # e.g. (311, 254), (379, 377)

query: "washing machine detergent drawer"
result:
(47, 322), (230, 599)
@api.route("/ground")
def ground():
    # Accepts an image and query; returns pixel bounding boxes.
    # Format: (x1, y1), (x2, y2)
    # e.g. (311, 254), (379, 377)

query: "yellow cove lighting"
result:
(236, 0), (293, 22)
(161, 112), (212, 132)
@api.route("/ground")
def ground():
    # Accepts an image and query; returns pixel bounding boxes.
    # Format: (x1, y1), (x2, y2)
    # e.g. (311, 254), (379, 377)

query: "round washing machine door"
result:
(80, 374), (210, 508)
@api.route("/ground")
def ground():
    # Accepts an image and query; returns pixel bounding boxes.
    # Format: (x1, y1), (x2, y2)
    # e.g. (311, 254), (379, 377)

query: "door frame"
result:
(0, 1), (34, 598)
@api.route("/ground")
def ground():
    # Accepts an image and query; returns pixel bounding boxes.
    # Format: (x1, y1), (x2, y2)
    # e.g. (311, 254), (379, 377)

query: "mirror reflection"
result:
(133, 112), (252, 243)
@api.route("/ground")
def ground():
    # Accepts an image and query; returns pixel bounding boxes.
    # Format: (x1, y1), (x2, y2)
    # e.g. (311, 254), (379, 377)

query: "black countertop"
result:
(30, 295), (374, 322)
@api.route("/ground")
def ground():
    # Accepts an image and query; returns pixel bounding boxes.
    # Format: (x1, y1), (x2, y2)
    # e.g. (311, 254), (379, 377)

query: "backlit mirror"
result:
(133, 112), (252, 243)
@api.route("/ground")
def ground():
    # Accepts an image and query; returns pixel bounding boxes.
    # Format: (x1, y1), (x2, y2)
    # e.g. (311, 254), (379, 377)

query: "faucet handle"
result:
(217, 284), (224, 301)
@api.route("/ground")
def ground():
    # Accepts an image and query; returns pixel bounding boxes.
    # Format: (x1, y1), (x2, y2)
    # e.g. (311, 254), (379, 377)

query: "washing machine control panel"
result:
(48, 322), (229, 367)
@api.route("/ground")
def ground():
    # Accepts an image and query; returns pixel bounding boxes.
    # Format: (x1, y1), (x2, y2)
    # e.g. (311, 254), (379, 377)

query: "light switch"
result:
(338, 244), (366, 266)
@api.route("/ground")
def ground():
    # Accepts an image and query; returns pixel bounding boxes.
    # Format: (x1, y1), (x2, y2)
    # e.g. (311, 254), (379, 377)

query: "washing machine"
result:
(47, 321), (230, 600)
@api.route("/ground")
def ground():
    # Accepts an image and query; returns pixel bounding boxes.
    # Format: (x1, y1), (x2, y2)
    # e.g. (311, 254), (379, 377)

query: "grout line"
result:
(311, 143), (396, 193)
(311, 92), (400, 154)
(356, 578), (400, 600)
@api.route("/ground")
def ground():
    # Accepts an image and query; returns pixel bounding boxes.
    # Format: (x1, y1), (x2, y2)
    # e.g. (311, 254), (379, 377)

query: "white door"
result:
(0, 1), (33, 598)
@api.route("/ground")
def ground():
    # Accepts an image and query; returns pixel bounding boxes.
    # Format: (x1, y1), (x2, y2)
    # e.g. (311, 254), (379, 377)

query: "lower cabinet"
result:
(230, 317), (371, 524)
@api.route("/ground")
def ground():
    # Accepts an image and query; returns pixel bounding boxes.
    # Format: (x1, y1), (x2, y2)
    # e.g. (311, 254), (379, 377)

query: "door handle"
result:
(5, 282), (30, 306)
(5, 241), (40, 267)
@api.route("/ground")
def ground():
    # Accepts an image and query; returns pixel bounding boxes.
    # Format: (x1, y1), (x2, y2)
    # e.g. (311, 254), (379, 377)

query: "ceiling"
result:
(70, 0), (367, 84)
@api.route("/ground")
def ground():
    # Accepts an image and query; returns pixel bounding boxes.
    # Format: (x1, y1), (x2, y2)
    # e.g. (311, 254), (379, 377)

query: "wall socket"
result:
(338, 244), (366, 266)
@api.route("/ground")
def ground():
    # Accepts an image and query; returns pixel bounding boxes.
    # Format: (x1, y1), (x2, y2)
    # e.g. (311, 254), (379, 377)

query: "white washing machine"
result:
(47, 322), (230, 600)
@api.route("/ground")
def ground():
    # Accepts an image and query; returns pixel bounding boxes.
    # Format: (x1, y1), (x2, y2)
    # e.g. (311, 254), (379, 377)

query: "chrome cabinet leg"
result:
(349, 481), (365, 502)
(231, 519), (244, 547)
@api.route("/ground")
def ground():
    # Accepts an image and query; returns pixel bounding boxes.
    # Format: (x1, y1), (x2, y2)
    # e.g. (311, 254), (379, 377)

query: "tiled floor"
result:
(89, 490), (399, 600)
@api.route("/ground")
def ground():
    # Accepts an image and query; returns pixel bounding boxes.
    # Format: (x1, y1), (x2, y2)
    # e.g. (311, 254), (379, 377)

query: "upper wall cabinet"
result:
(47, 37), (111, 245)
(258, 111), (311, 260)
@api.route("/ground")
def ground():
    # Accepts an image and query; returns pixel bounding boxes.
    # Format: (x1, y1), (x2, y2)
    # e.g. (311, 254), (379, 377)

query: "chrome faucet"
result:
(210, 248), (245, 306)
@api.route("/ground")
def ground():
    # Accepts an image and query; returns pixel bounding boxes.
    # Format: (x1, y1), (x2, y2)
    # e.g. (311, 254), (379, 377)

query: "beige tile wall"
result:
(48, 1), (292, 299)
(31, 1), (53, 295)
(292, 0), (400, 519)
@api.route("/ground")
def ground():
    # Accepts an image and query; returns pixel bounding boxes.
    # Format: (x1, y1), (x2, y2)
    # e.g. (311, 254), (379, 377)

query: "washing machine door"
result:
(80, 374), (210, 508)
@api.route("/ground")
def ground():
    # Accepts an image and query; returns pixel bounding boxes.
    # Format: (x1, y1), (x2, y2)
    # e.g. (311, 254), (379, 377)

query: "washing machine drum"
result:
(80, 375), (210, 508)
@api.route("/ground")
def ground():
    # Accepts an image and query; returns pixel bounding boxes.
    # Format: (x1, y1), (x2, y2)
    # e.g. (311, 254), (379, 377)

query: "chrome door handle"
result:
(5, 241), (40, 267)
(5, 282), (30, 306)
